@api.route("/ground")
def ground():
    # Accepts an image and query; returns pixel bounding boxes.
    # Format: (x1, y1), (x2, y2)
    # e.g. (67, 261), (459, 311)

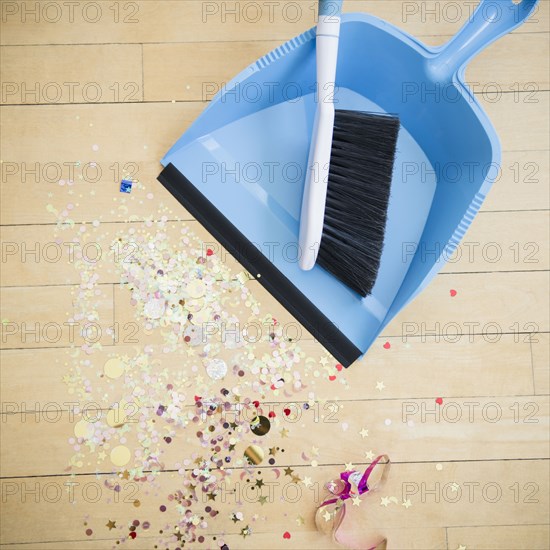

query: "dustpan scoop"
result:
(159, 0), (538, 367)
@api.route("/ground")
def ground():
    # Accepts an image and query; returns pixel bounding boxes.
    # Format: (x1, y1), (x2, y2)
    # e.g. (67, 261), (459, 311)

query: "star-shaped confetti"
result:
(365, 450), (375, 461)
(302, 477), (313, 487)
(376, 381), (385, 391)
(240, 526), (251, 538)
(106, 520), (116, 530)
(323, 510), (332, 522)
(344, 462), (354, 471)
(359, 428), (369, 438)
(380, 496), (390, 507)
(351, 496), (361, 506)
(402, 499), (412, 509)
(284, 467), (294, 477)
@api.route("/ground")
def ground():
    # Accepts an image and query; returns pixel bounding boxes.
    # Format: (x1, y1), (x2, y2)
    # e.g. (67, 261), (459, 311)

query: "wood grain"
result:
(1, 1), (548, 548)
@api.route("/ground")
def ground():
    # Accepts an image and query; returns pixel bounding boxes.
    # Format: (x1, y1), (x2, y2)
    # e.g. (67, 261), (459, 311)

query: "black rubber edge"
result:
(158, 163), (361, 368)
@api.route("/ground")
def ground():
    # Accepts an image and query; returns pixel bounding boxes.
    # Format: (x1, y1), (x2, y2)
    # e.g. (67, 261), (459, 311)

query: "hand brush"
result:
(298, 0), (400, 297)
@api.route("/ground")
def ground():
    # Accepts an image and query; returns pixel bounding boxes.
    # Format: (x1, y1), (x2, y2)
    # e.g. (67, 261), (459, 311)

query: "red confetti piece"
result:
(268, 411), (276, 418)
(129, 532), (137, 539)
(383, 341), (391, 349)
(436, 397), (443, 405)
(283, 408), (291, 416)
(206, 248), (214, 256)
(194, 395), (202, 402)
(329, 375), (337, 381)
(336, 363), (343, 372)
(253, 400), (260, 408)
(283, 532), (291, 539)
(450, 289), (457, 297)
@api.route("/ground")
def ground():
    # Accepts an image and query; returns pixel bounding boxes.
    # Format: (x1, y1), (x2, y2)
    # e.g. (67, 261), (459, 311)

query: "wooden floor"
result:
(1, 1), (549, 549)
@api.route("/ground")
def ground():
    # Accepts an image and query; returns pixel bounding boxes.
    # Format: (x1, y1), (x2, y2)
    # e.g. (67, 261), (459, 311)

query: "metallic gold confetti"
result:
(244, 445), (264, 465)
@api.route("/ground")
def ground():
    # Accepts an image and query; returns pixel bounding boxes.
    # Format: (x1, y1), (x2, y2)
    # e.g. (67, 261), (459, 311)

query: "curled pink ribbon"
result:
(316, 455), (390, 550)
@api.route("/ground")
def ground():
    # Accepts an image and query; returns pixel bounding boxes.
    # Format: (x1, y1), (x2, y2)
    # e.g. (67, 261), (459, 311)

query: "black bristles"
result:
(317, 110), (400, 297)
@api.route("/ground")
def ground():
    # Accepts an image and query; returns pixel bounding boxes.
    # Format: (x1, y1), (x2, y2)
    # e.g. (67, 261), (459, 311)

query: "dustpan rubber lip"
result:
(158, 163), (362, 368)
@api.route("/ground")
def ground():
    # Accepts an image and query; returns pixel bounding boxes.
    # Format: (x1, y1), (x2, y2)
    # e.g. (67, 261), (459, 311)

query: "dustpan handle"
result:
(428, 0), (539, 79)
(319, 0), (343, 17)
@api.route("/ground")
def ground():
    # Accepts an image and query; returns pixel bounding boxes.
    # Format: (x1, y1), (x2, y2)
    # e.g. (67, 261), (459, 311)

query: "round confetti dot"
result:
(384, 418), (392, 426)
(244, 445), (264, 465)
(92, 144), (99, 151)
(206, 358), (227, 380)
(184, 325), (203, 346)
(106, 408), (126, 428)
(86, 529), (93, 536)
(143, 297), (166, 320)
(187, 280), (206, 299)
(110, 445), (131, 467)
(104, 357), (125, 379)
(436, 463), (443, 471)
(250, 415), (271, 436)
(74, 419), (94, 439)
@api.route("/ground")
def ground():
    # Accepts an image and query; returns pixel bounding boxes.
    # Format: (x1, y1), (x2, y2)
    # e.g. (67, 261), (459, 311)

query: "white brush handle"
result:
(299, 0), (342, 271)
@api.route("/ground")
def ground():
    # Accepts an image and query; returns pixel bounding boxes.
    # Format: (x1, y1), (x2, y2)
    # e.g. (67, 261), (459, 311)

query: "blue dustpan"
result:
(159, 0), (538, 367)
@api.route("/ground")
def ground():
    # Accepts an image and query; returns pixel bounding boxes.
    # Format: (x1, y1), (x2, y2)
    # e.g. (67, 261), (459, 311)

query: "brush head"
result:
(317, 109), (400, 297)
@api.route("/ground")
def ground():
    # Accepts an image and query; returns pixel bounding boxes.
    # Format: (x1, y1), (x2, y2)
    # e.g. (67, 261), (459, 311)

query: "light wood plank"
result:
(3, 95), (543, 163)
(0, 461), (547, 544)
(441, 211), (549, 273)
(2, 149), (547, 227)
(1, 1), (546, 46)
(143, 34), (549, 103)
(0, 285), (114, 349)
(243, 270), (550, 341)
(0, 332), (535, 410)
(0, 44), (143, 105)
(1, 95), (546, 226)
(533, 333), (550, 396)
(482, 149), (549, 212)
(5, 264), (546, 355)
(447, 524), (550, 550)
(1, 395), (547, 477)
(481, 91), (549, 152)
(2, 211), (546, 287)
(383, 271), (550, 337)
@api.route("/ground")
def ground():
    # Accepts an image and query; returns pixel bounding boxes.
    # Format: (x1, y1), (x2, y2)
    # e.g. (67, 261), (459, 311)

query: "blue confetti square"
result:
(120, 179), (133, 193)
